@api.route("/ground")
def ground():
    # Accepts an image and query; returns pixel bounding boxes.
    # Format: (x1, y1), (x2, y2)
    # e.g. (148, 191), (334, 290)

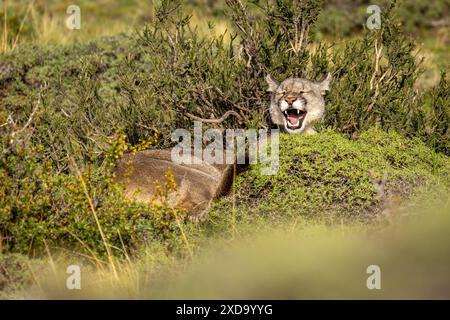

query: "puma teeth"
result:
(297, 109), (300, 114)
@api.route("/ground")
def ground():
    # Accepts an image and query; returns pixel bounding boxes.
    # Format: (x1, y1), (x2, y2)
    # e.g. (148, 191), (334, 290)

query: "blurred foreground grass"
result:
(7, 195), (449, 299)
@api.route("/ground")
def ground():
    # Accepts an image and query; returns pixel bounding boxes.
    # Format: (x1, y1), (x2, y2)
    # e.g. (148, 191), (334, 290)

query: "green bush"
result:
(0, 117), (186, 257)
(0, 0), (448, 258)
(0, 0), (448, 166)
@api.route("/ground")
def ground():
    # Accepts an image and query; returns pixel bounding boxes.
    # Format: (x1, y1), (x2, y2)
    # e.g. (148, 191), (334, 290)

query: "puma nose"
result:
(285, 97), (296, 105)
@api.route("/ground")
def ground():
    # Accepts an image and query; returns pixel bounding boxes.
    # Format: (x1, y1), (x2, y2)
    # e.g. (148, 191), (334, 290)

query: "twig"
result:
(186, 110), (243, 124)
(367, 40), (384, 112)
(430, 19), (450, 28)
(18, 98), (40, 134)
(369, 39), (383, 90)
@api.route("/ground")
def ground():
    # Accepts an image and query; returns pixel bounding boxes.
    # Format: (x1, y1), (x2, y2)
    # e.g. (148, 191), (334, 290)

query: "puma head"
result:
(266, 73), (332, 134)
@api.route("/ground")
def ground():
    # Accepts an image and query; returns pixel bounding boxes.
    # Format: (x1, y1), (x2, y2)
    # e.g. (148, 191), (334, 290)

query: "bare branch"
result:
(186, 110), (243, 124)
(22, 105), (39, 133)
(369, 39), (383, 91)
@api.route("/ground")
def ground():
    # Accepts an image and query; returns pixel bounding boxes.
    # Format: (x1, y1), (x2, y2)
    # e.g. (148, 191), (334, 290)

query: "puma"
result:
(114, 74), (332, 218)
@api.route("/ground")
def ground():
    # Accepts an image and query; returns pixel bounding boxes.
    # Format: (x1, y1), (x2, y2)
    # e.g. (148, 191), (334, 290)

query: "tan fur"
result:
(114, 149), (233, 218)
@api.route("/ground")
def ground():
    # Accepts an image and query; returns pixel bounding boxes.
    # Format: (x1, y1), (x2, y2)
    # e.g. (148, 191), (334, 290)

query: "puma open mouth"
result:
(283, 108), (306, 130)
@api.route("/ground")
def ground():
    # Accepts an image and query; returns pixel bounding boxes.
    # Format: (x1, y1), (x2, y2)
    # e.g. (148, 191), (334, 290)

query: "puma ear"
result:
(266, 74), (280, 92)
(318, 73), (332, 95)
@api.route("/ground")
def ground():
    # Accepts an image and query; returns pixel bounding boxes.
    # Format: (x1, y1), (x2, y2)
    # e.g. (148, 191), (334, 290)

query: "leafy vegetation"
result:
(1, 0), (448, 171)
(0, 254), (33, 298)
(0, 120), (189, 257)
(0, 0), (448, 298)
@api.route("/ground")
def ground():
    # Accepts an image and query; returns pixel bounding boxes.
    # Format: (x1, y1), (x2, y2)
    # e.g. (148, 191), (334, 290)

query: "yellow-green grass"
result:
(4, 194), (449, 299)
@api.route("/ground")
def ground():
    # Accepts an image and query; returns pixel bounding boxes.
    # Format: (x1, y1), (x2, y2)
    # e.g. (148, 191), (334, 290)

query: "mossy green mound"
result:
(209, 129), (449, 226)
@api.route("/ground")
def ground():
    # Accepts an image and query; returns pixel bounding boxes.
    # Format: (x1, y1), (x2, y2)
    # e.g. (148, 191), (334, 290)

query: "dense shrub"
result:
(0, 0), (448, 166)
(0, 116), (187, 256)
